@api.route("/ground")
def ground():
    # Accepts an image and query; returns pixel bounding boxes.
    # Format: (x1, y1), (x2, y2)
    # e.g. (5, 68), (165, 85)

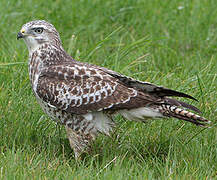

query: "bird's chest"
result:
(28, 53), (69, 123)
(28, 54), (43, 93)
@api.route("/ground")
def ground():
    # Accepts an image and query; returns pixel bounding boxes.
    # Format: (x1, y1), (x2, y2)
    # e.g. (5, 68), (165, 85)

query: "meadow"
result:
(0, 0), (217, 179)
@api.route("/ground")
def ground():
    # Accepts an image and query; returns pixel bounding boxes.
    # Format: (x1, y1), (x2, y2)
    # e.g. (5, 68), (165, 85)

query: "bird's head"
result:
(17, 20), (62, 53)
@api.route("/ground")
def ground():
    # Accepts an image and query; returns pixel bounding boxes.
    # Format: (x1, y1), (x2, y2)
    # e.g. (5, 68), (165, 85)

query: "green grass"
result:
(0, 0), (217, 179)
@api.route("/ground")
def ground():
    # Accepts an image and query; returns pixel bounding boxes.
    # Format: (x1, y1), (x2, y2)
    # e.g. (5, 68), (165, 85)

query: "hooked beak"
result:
(17, 28), (26, 40)
(17, 32), (24, 40)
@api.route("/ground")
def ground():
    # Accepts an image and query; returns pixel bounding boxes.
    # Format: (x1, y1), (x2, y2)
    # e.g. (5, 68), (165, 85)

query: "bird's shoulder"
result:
(39, 60), (116, 83)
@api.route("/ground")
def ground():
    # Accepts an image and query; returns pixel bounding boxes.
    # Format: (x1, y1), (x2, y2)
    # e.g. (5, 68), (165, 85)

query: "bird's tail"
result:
(159, 104), (210, 127)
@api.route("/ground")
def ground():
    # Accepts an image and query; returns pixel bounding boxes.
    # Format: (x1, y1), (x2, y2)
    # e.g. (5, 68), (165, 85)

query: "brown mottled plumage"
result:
(17, 20), (210, 159)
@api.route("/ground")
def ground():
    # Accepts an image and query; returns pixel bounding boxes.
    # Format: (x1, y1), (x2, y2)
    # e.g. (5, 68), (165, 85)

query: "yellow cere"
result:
(21, 29), (25, 33)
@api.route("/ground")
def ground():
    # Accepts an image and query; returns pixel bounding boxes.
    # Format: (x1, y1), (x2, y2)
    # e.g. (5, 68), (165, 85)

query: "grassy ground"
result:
(0, 0), (217, 179)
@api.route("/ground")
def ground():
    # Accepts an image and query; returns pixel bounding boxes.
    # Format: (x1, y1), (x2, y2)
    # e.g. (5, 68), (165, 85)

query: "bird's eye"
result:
(34, 28), (43, 34)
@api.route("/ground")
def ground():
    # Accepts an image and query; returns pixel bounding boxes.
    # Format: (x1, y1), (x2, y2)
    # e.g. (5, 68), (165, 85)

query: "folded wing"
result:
(36, 64), (143, 114)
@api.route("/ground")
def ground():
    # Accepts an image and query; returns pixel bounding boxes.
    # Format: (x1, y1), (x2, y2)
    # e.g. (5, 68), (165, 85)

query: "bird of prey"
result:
(17, 20), (210, 159)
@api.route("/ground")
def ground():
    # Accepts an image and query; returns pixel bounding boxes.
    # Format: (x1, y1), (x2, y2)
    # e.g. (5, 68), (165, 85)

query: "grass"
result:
(0, 0), (217, 179)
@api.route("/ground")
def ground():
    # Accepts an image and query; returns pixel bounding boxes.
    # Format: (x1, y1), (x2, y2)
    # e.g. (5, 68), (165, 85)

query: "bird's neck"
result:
(28, 43), (74, 88)
(29, 43), (70, 66)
